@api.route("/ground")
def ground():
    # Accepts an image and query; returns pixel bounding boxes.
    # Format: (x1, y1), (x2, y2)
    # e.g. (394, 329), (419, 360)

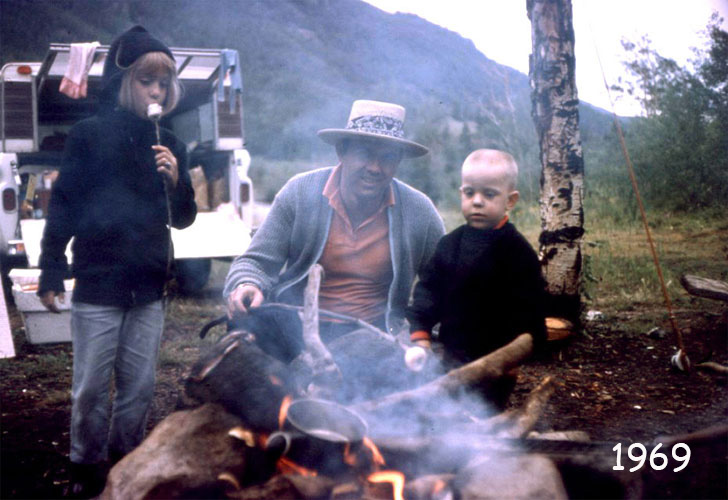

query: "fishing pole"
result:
(588, 25), (690, 371)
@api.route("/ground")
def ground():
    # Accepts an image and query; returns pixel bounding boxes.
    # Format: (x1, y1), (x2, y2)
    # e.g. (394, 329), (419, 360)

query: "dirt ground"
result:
(1, 289), (726, 499)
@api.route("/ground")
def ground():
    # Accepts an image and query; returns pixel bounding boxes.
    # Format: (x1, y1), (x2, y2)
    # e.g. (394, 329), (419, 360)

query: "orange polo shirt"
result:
(318, 165), (394, 326)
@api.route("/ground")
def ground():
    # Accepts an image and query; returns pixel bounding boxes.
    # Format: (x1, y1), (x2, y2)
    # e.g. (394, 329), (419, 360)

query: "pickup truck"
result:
(0, 43), (253, 293)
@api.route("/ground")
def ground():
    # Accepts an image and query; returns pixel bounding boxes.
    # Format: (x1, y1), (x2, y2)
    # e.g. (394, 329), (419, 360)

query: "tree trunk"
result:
(528, 0), (584, 322)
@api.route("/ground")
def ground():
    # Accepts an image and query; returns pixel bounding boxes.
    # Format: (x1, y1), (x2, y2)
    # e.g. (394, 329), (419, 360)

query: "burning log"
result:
(101, 404), (273, 500)
(227, 473), (336, 499)
(184, 331), (296, 431)
(353, 333), (534, 414)
(403, 474), (456, 500)
(294, 264), (343, 398)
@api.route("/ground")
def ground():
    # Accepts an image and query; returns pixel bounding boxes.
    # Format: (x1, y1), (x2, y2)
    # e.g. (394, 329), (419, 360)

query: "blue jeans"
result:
(69, 300), (164, 464)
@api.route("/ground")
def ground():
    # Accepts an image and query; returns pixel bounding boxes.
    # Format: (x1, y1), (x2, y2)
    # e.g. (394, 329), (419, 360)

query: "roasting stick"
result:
(589, 27), (690, 371)
(147, 103), (175, 287)
(254, 302), (426, 371)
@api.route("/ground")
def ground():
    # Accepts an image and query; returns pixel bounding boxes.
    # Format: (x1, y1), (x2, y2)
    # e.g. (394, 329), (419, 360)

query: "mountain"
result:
(1, 0), (619, 205)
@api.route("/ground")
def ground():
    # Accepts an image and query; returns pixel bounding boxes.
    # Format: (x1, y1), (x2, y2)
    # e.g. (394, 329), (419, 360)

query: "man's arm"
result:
(223, 177), (298, 311)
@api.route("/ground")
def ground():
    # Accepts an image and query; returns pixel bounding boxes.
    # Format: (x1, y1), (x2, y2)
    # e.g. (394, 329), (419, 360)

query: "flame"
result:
(343, 442), (357, 466)
(368, 470), (405, 500)
(277, 456), (318, 477)
(278, 395), (293, 430)
(363, 437), (386, 466)
(432, 478), (447, 494)
(255, 433), (268, 448)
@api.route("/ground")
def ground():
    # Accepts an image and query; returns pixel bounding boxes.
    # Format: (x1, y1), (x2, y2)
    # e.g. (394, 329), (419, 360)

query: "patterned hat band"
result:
(346, 115), (405, 139)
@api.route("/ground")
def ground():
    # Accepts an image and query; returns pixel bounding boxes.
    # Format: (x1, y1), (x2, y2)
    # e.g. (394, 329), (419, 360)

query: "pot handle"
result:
(266, 431), (292, 457)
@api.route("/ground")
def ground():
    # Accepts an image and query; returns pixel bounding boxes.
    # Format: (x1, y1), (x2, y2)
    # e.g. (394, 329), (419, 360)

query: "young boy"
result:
(407, 149), (546, 366)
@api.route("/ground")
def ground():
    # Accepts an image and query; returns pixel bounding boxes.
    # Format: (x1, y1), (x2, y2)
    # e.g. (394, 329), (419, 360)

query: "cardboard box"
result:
(9, 269), (73, 344)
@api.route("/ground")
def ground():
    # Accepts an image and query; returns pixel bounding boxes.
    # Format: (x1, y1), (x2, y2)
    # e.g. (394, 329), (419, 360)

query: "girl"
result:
(37, 26), (196, 497)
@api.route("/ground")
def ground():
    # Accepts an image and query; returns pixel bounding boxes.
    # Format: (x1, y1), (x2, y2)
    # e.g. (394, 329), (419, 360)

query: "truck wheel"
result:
(174, 258), (212, 294)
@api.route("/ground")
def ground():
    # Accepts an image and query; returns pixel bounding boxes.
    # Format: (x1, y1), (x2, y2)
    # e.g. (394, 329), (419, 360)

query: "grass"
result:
(440, 201), (727, 320)
(3, 202), (723, 390)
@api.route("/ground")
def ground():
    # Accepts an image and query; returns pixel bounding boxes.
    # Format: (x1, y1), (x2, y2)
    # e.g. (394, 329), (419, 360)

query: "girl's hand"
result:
(40, 290), (65, 314)
(152, 145), (178, 188)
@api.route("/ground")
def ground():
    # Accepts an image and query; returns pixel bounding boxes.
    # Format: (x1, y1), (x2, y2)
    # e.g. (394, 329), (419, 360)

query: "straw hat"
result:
(317, 100), (429, 158)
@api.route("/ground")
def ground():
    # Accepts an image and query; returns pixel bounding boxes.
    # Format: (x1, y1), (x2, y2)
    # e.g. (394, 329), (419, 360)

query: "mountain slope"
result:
(1, 0), (617, 204)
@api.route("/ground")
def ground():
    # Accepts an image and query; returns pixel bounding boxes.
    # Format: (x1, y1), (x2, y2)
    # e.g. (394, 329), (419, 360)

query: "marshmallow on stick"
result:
(147, 103), (163, 121)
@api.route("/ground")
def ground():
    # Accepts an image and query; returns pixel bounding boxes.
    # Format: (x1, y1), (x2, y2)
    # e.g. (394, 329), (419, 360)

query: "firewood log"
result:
(295, 264), (342, 398)
(184, 332), (295, 431)
(653, 423), (728, 448)
(454, 454), (568, 499)
(680, 274), (728, 302)
(695, 361), (728, 374)
(227, 473), (336, 499)
(101, 404), (273, 500)
(404, 474), (456, 500)
(479, 376), (556, 438)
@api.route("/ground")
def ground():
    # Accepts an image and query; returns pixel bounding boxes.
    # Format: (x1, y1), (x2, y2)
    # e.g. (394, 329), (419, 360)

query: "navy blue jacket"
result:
(407, 222), (547, 362)
(38, 107), (196, 307)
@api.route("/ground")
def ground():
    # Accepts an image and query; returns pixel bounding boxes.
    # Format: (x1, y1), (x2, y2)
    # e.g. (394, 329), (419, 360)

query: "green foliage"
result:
(608, 15), (728, 213)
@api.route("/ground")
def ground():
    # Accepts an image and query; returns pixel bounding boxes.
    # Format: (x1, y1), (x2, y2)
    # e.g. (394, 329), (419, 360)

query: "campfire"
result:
(100, 267), (639, 499)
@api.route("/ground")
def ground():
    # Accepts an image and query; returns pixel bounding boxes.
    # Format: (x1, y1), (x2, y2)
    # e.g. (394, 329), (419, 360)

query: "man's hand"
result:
(40, 290), (65, 314)
(227, 283), (264, 318)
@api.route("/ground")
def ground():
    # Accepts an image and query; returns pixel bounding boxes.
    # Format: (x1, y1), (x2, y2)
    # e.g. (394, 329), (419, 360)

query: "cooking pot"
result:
(266, 398), (368, 474)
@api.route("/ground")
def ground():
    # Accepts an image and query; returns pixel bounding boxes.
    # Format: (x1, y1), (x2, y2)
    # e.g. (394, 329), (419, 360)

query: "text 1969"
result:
(613, 443), (690, 472)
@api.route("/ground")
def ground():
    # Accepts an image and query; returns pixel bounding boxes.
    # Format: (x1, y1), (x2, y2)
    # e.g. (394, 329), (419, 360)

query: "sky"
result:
(363, 0), (728, 116)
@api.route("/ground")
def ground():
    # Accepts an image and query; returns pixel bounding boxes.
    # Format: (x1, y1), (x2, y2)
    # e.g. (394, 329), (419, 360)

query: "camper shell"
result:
(0, 43), (253, 293)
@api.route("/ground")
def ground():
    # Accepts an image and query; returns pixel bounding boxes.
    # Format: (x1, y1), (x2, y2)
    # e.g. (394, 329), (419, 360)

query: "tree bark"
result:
(528, 0), (585, 322)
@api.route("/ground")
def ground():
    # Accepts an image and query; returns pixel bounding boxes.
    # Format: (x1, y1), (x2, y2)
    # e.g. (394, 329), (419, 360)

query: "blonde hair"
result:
(118, 51), (180, 115)
(462, 149), (519, 190)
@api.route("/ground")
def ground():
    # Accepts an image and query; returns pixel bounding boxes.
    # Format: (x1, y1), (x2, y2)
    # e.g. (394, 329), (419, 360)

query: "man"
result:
(224, 100), (444, 361)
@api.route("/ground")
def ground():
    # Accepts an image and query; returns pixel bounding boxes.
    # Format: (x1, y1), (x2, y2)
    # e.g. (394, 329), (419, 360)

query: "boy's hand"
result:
(410, 330), (432, 349)
(413, 339), (432, 349)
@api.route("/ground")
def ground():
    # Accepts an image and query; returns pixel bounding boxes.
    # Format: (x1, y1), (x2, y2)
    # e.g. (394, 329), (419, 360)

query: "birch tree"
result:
(527, 0), (584, 320)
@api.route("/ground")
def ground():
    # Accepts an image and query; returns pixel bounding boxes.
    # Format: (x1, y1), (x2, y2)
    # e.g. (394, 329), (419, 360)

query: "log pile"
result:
(102, 330), (641, 499)
(102, 268), (641, 498)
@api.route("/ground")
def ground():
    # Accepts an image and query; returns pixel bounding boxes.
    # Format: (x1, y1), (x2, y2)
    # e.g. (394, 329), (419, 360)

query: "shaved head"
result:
(462, 149), (519, 190)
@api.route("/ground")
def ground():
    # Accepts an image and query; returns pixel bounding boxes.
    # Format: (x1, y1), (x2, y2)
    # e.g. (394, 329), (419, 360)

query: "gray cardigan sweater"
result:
(223, 166), (445, 334)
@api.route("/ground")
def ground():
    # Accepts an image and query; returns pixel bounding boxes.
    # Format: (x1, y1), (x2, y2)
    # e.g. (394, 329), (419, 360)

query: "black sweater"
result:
(38, 108), (196, 307)
(407, 222), (547, 362)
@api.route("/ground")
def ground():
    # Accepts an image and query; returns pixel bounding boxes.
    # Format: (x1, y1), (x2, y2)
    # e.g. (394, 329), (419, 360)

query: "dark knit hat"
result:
(100, 25), (174, 105)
